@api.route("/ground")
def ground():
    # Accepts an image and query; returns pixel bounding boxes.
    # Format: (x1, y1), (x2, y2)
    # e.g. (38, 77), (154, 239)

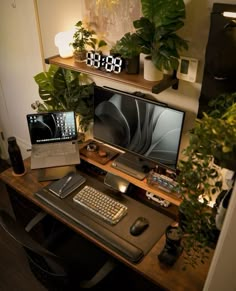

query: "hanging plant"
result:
(175, 92), (236, 269)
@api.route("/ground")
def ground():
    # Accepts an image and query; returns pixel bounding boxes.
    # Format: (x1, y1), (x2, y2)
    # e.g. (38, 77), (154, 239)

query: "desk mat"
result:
(34, 176), (173, 263)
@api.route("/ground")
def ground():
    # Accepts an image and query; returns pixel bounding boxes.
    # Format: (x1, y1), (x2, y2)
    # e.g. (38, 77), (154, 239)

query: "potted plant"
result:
(32, 64), (94, 133)
(71, 20), (96, 62)
(175, 92), (236, 269)
(204, 92), (236, 170)
(87, 37), (107, 53)
(112, 32), (142, 74)
(133, 0), (188, 80)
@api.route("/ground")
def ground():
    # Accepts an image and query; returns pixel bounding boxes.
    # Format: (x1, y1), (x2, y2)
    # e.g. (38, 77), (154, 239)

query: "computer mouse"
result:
(130, 217), (149, 236)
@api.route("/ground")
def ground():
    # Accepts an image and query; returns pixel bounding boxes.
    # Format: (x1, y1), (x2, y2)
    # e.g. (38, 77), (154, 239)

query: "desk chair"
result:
(0, 209), (117, 290)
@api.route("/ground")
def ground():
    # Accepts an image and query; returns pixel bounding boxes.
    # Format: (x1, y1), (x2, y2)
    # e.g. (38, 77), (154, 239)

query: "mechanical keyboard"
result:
(73, 185), (128, 225)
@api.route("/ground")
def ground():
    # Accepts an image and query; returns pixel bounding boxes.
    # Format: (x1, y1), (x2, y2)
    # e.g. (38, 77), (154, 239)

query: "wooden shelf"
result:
(46, 56), (178, 94)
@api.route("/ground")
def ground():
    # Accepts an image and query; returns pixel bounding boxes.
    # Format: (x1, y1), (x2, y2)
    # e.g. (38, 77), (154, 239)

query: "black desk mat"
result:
(34, 174), (173, 263)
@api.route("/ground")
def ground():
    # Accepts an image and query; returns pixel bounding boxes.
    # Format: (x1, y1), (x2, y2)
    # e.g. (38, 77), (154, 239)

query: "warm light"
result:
(54, 29), (75, 58)
(198, 195), (215, 208)
(118, 184), (128, 193)
(223, 11), (236, 18)
(198, 168), (235, 208)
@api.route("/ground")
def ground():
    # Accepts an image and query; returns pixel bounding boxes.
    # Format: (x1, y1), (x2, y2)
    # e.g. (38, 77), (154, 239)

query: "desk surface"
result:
(0, 158), (213, 291)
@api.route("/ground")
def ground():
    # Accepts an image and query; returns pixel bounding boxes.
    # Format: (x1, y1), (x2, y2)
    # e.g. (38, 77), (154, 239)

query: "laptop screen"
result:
(27, 111), (77, 144)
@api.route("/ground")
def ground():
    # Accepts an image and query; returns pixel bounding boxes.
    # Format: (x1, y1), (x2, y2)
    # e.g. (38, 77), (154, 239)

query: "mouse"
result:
(130, 217), (149, 236)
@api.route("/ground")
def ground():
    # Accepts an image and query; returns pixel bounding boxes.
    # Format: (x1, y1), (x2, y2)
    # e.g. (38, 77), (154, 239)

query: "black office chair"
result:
(0, 209), (117, 290)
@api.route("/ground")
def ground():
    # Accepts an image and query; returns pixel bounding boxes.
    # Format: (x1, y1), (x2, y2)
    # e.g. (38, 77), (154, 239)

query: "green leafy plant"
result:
(175, 92), (236, 269)
(133, 0), (188, 72)
(176, 137), (222, 269)
(71, 20), (107, 61)
(87, 37), (107, 52)
(32, 64), (94, 132)
(207, 91), (236, 118)
(71, 20), (95, 52)
(112, 32), (142, 59)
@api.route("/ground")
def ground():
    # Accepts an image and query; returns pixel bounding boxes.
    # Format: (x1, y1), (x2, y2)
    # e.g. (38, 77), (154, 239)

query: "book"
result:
(48, 172), (86, 199)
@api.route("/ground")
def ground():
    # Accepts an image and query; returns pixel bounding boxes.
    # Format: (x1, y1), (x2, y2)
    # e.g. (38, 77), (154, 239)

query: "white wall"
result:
(204, 181), (236, 291)
(0, 0), (44, 158)
(0, 0), (84, 159)
(36, 0), (85, 59)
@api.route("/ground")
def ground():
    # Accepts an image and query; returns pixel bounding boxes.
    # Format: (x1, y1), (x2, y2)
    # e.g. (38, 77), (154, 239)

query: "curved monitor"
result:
(93, 86), (185, 174)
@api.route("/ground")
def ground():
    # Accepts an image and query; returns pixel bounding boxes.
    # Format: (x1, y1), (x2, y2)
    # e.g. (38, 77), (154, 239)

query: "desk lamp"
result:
(54, 29), (75, 58)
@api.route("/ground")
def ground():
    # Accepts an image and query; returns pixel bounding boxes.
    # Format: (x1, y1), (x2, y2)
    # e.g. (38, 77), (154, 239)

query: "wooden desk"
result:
(0, 158), (212, 291)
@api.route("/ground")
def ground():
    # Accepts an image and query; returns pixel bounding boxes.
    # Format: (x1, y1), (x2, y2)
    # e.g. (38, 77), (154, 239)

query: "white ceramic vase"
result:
(143, 56), (163, 81)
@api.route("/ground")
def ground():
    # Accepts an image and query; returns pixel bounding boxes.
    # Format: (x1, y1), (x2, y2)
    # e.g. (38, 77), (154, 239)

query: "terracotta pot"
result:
(73, 50), (87, 62)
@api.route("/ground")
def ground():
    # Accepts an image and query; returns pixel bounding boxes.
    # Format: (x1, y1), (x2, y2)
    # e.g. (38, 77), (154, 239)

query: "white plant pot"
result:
(143, 56), (163, 81)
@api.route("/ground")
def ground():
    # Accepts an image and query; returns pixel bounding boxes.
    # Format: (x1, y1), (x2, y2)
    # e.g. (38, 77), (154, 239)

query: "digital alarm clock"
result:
(86, 51), (123, 74)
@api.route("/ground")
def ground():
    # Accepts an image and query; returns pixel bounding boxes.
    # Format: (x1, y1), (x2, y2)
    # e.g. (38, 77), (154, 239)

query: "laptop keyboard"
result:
(34, 142), (76, 157)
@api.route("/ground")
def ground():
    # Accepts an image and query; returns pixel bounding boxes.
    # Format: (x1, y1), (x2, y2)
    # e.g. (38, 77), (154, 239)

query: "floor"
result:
(0, 159), (163, 290)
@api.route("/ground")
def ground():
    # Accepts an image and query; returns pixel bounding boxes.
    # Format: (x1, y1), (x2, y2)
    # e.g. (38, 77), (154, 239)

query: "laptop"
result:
(26, 111), (80, 169)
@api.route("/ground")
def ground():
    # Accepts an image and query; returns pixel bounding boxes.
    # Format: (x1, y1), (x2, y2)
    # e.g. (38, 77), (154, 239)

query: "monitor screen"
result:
(93, 86), (185, 172)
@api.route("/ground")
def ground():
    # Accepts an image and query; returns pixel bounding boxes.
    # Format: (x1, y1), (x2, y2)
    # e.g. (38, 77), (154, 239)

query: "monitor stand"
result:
(111, 152), (156, 180)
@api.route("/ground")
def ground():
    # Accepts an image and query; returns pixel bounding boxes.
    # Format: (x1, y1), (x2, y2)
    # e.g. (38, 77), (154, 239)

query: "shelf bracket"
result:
(152, 72), (179, 94)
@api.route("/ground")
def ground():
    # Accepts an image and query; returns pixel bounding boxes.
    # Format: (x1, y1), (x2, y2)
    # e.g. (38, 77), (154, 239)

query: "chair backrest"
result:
(0, 209), (117, 290)
(0, 209), (68, 290)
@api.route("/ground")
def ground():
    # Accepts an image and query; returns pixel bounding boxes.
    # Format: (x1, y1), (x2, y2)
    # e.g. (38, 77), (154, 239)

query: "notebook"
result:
(48, 172), (86, 199)
(26, 111), (80, 169)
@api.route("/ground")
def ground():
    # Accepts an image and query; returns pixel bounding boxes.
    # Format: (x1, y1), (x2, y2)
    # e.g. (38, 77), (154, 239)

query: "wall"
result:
(0, 0), (43, 158)
(37, 0), (84, 59)
(0, 0), (84, 159)
(204, 181), (236, 291)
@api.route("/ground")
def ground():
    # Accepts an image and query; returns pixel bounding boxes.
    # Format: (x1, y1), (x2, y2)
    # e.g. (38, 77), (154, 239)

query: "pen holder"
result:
(158, 225), (183, 266)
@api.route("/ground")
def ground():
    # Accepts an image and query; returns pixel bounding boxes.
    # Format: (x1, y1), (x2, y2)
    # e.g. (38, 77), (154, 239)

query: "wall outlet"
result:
(177, 56), (199, 83)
